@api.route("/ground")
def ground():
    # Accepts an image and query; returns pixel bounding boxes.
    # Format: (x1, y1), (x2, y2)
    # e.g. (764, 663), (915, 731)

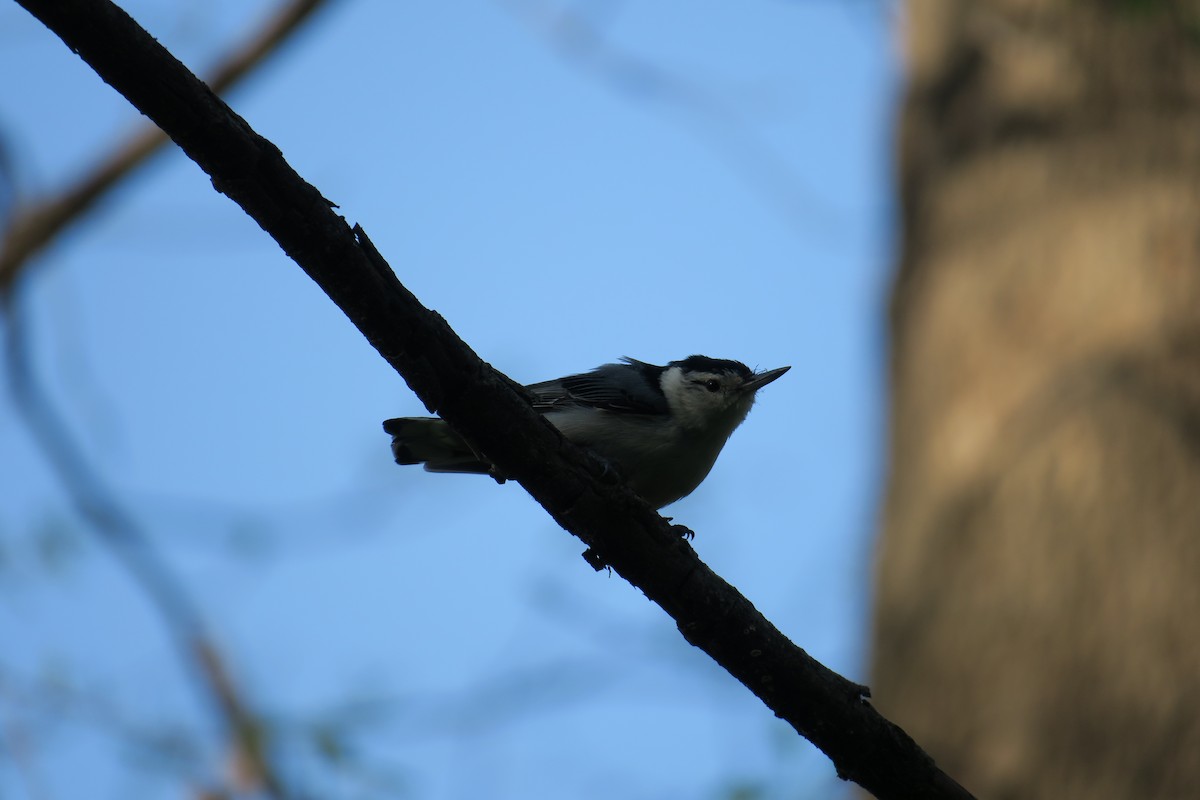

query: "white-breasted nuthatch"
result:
(383, 356), (790, 509)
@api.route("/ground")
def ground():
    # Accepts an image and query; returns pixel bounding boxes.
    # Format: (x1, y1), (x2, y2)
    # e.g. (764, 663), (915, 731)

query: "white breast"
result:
(544, 406), (740, 508)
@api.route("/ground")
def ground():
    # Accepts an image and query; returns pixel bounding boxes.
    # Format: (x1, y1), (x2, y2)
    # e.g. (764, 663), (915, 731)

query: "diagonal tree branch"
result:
(12, 1), (977, 798)
(0, 0), (336, 293)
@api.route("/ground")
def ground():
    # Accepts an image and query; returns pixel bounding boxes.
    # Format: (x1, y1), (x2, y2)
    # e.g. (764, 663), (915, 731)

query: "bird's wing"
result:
(527, 361), (669, 415)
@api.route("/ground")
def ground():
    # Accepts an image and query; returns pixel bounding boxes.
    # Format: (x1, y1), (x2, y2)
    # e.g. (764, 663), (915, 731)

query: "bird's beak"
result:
(743, 365), (790, 392)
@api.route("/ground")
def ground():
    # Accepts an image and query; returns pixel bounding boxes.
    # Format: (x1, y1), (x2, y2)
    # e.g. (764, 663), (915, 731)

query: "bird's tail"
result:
(382, 417), (493, 474)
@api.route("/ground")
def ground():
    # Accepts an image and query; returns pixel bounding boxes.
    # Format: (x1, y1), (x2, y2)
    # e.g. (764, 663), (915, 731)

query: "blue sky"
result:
(0, 1), (898, 797)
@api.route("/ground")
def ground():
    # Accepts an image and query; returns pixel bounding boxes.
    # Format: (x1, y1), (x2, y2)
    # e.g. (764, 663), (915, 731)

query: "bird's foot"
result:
(664, 517), (695, 541)
(582, 547), (609, 572)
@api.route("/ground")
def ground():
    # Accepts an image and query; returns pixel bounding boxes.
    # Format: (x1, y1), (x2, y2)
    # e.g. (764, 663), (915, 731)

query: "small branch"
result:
(0, 0), (336, 294)
(2, 299), (289, 798)
(13, 1), (976, 797)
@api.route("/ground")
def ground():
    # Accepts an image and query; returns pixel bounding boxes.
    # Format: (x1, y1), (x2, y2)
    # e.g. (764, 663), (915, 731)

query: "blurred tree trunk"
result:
(873, 2), (1200, 798)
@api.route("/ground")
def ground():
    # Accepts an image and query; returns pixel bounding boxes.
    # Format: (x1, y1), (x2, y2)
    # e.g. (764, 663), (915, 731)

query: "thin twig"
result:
(0, 0), (336, 293)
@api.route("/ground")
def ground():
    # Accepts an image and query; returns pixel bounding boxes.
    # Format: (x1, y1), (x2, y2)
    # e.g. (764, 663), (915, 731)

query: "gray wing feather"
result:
(527, 362), (668, 415)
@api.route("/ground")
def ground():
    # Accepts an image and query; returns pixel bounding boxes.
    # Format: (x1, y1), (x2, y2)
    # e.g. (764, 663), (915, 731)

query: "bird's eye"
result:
(704, 379), (721, 393)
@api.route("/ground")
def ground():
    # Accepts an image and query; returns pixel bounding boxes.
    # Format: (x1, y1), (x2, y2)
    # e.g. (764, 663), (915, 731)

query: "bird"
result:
(383, 356), (789, 509)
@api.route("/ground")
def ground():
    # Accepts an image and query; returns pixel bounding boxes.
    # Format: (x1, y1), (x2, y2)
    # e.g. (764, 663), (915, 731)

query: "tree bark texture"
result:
(875, 2), (1200, 798)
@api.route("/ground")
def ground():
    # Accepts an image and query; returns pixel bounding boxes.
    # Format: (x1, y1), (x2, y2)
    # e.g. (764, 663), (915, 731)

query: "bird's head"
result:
(658, 355), (790, 432)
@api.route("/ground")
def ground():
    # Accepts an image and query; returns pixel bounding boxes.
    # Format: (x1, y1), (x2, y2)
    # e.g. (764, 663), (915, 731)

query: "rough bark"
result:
(875, 2), (1200, 798)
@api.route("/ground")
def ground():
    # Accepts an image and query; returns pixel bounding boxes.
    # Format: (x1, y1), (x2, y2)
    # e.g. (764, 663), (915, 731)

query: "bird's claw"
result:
(669, 522), (695, 541)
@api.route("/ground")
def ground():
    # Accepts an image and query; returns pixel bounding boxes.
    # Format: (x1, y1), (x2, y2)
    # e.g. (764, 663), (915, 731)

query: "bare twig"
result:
(3, 297), (289, 798)
(13, 1), (976, 797)
(0, 0), (336, 293)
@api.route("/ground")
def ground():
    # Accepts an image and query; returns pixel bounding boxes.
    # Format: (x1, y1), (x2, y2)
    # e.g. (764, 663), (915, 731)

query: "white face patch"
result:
(661, 367), (756, 432)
